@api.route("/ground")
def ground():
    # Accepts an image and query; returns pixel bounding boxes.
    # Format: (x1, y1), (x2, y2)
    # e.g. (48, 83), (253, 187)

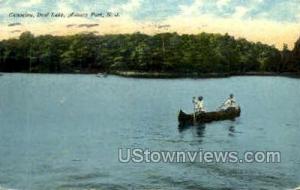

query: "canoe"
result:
(178, 107), (241, 126)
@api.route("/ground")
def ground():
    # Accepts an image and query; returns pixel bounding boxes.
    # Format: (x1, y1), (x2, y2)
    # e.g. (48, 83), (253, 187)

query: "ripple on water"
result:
(181, 162), (294, 189)
(58, 182), (129, 190)
(146, 173), (231, 190)
(66, 172), (110, 181)
(0, 185), (18, 190)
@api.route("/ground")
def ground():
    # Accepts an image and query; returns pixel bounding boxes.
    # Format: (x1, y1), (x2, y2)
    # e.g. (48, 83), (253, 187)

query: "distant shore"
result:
(1, 71), (300, 79)
(110, 71), (300, 79)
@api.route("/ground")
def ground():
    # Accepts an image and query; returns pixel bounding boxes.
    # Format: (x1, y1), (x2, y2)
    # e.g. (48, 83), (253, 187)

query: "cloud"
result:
(78, 23), (99, 28)
(0, 5), (12, 17)
(157, 24), (171, 29)
(57, 1), (74, 13)
(8, 22), (22, 27)
(11, 29), (21, 33)
(18, 0), (42, 7)
(66, 24), (76, 28)
(178, 0), (204, 16)
(245, 0), (300, 22)
(216, 0), (231, 8)
(232, 6), (248, 19)
(122, 0), (142, 13)
(110, 0), (143, 14)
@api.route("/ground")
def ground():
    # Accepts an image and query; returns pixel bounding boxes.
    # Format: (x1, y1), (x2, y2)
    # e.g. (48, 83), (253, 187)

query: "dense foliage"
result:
(0, 31), (294, 74)
(281, 39), (300, 72)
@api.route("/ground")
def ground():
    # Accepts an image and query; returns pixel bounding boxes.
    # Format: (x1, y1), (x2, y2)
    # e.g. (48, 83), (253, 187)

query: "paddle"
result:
(193, 97), (196, 125)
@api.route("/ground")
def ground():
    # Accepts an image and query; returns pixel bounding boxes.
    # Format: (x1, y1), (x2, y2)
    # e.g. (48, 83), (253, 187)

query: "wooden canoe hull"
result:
(178, 107), (241, 127)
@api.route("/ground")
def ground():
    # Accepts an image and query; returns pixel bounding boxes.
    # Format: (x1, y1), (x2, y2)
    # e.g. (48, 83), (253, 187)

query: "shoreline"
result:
(109, 71), (300, 79)
(1, 71), (300, 79)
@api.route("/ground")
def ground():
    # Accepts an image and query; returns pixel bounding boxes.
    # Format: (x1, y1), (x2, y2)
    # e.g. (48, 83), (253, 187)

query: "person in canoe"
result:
(219, 94), (238, 110)
(193, 96), (206, 113)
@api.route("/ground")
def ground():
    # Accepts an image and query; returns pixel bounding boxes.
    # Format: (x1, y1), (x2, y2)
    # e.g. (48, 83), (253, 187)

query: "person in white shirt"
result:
(220, 94), (238, 110)
(193, 96), (205, 113)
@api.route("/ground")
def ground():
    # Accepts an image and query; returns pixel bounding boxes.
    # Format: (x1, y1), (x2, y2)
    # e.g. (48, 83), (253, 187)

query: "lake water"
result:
(0, 73), (299, 190)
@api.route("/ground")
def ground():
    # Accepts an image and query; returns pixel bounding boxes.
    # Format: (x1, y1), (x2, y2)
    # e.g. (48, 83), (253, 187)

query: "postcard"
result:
(0, 0), (299, 189)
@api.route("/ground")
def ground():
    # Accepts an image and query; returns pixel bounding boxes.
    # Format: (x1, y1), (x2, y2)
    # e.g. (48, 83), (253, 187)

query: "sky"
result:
(0, 0), (299, 49)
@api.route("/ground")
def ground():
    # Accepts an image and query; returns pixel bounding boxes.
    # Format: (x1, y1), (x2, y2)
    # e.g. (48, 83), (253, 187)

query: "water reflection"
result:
(178, 122), (241, 143)
(228, 125), (235, 137)
(227, 125), (242, 137)
(178, 124), (207, 143)
(195, 124), (206, 138)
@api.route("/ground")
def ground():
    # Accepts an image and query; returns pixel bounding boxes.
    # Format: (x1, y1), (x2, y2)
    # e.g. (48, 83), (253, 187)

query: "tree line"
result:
(0, 31), (299, 74)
